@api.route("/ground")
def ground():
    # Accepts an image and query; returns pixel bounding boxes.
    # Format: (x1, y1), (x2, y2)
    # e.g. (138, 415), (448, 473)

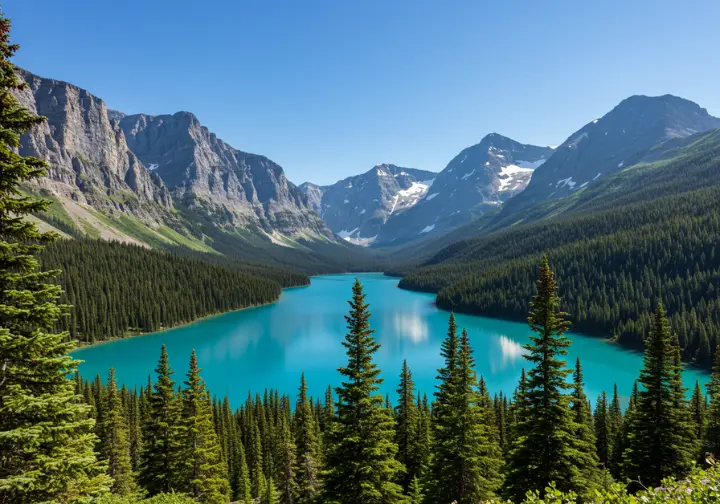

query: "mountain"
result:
(14, 68), (175, 242)
(300, 164), (436, 246)
(118, 112), (334, 241)
(498, 94), (720, 217)
(374, 134), (553, 246)
(397, 128), (720, 369)
(13, 68), (380, 273)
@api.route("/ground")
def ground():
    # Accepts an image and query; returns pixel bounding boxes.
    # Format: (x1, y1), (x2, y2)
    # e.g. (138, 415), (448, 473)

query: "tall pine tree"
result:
(100, 368), (136, 495)
(294, 373), (320, 503)
(140, 345), (182, 495)
(394, 360), (419, 494)
(0, 13), (110, 502)
(623, 304), (695, 488)
(323, 278), (405, 504)
(504, 256), (594, 501)
(705, 348), (720, 460)
(178, 350), (230, 503)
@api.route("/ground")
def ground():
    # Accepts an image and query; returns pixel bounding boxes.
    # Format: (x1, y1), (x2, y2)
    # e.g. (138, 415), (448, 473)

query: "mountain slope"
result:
(300, 164), (436, 246)
(374, 134), (553, 246)
(498, 94), (720, 218)
(118, 112), (334, 241)
(397, 129), (720, 369)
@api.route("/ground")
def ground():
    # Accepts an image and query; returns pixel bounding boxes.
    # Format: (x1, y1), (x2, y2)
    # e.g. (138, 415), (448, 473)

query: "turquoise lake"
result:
(73, 273), (709, 407)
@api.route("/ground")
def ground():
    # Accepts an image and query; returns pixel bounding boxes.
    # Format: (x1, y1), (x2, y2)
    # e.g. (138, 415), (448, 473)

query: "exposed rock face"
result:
(501, 94), (720, 214)
(374, 134), (553, 246)
(14, 69), (172, 220)
(300, 164), (437, 246)
(119, 112), (334, 238)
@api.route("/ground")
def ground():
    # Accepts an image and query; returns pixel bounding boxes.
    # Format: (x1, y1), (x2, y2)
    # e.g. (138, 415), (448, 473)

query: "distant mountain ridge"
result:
(373, 134), (554, 246)
(300, 164), (436, 246)
(499, 94), (720, 216)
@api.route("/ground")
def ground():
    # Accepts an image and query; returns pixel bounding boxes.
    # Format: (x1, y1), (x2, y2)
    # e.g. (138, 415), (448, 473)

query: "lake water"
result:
(73, 273), (709, 407)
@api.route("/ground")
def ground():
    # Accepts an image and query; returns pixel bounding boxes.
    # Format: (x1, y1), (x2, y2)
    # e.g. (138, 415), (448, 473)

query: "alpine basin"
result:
(73, 273), (708, 406)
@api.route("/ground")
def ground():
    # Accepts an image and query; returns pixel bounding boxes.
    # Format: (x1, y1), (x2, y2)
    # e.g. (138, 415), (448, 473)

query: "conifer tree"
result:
(623, 304), (695, 488)
(179, 350), (230, 503)
(427, 326), (503, 503)
(261, 477), (281, 504)
(294, 373), (320, 503)
(249, 416), (266, 498)
(414, 393), (431, 480)
(276, 411), (296, 504)
(594, 391), (611, 469)
(101, 368), (136, 495)
(395, 360), (419, 493)
(323, 279), (405, 504)
(408, 477), (424, 504)
(690, 381), (705, 444)
(0, 13), (110, 502)
(705, 348), (720, 459)
(141, 345), (182, 495)
(570, 359), (600, 487)
(230, 436), (251, 503)
(504, 257), (594, 501)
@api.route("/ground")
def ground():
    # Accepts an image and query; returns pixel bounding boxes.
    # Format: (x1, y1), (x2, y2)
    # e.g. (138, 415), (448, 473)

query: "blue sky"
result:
(6, 0), (719, 185)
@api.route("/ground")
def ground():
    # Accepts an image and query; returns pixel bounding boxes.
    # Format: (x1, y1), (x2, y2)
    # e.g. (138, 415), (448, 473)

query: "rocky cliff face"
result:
(300, 164), (437, 246)
(119, 112), (334, 239)
(374, 134), (553, 246)
(15, 69), (172, 221)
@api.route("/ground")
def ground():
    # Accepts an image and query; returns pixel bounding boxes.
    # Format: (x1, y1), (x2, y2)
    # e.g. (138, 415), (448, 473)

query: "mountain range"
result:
(15, 65), (720, 267)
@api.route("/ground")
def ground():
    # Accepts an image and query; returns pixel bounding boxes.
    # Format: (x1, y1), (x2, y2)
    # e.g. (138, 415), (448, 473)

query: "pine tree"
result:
(249, 416), (266, 498)
(705, 348), (720, 459)
(141, 345), (182, 495)
(100, 368), (136, 495)
(323, 278), (405, 504)
(294, 373), (320, 503)
(426, 325), (503, 503)
(623, 304), (695, 488)
(570, 359), (600, 488)
(0, 13), (110, 502)
(504, 256), (593, 501)
(261, 477), (281, 504)
(690, 380), (706, 460)
(408, 477), (424, 504)
(394, 360), (419, 493)
(179, 350), (230, 503)
(230, 436), (251, 503)
(594, 391), (611, 469)
(276, 411), (296, 504)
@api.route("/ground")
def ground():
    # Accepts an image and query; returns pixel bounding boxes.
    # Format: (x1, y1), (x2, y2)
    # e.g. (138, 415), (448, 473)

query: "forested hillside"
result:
(40, 240), (309, 343)
(399, 131), (720, 369)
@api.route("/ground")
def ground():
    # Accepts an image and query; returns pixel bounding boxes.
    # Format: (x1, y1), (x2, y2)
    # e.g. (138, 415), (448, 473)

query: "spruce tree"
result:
(249, 416), (266, 498)
(705, 348), (720, 459)
(623, 304), (695, 488)
(504, 257), (593, 501)
(570, 358), (600, 488)
(294, 373), (320, 503)
(276, 411), (296, 504)
(323, 279), (405, 504)
(141, 345), (182, 495)
(426, 325), (503, 503)
(261, 477), (281, 504)
(690, 381), (705, 446)
(100, 368), (136, 495)
(394, 360), (419, 493)
(0, 13), (110, 502)
(230, 436), (251, 503)
(594, 391), (611, 469)
(179, 350), (230, 503)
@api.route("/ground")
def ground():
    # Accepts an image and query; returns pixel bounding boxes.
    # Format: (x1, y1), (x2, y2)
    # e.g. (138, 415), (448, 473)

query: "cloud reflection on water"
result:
(392, 312), (429, 344)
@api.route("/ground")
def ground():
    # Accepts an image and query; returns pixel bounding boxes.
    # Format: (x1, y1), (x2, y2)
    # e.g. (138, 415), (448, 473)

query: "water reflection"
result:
(391, 312), (429, 344)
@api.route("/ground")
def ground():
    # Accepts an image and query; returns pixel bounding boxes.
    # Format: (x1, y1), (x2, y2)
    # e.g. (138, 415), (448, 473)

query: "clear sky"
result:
(5, 0), (719, 185)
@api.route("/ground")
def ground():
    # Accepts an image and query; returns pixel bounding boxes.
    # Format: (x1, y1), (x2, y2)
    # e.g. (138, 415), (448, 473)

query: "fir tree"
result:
(276, 411), (296, 504)
(394, 360), (419, 493)
(594, 391), (611, 469)
(504, 257), (593, 501)
(570, 358), (600, 488)
(100, 368), (136, 495)
(408, 477), (423, 504)
(690, 381), (705, 444)
(323, 279), (405, 504)
(426, 326), (503, 503)
(179, 350), (230, 503)
(706, 348), (720, 459)
(294, 373), (320, 503)
(261, 477), (281, 504)
(249, 416), (266, 498)
(623, 304), (695, 488)
(141, 345), (182, 495)
(230, 436), (251, 503)
(0, 13), (110, 502)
